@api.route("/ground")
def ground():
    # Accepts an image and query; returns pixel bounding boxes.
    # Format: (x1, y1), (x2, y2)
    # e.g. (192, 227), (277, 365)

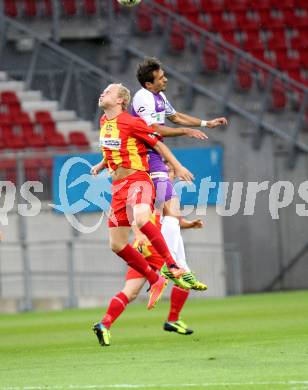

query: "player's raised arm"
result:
(167, 111), (228, 129)
(151, 123), (208, 140)
(153, 141), (194, 184)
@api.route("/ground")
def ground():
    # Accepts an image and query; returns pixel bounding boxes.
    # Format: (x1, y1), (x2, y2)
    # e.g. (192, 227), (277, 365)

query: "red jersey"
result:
(99, 112), (158, 172)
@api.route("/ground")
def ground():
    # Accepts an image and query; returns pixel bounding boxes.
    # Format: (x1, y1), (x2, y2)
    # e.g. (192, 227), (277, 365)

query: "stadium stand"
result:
(1, 0), (308, 308)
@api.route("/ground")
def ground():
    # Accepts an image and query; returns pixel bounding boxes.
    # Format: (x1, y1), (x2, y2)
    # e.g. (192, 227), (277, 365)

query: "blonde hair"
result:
(116, 83), (131, 111)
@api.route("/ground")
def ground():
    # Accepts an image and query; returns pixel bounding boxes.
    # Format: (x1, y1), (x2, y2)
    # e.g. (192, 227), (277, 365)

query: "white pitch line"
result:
(2, 382), (308, 390)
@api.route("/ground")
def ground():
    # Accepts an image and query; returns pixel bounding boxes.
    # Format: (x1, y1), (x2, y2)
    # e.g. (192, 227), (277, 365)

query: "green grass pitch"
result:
(0, 290), (308, 390)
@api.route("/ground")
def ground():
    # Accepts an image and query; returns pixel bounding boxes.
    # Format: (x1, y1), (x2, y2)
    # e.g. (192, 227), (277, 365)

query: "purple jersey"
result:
(132, 88), (176, 174)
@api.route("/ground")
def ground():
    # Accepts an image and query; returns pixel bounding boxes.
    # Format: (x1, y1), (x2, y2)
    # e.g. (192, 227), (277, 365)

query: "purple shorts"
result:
(152, 176), (177, 205)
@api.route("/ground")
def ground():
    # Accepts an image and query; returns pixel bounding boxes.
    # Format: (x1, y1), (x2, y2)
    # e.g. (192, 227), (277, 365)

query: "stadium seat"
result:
(83, 0), (97, 15)
(0, 138), (5, 150)
(24, 159), (41, 181)
(69, 131), (90, 147)
(43, 0), (53, 16)
(202, 43), (219, 72)
(300, 53), (308, 69)
(35, 111), (54, 124)
(47, 132), (68, 147)
(0, 114), (11, 127)
(0, 91), (19, 103)
(176, 0), (200, 24)
(7, 102), (22, 116)
(5, 136), (26, 150)
(170, 24), (186, 52)
(40, 158), (53, 179)
(267, 35), (287, 51)
(61, 0), (77, 16)
(23, 0), (37, 17)
(4, 0), (18, 17)
(0, 160), (16, 183)
(14, 112), (32, 125)
(236, 62), (253, 92)
(270, 81), (287, 110)
(136, 5), (153, 33)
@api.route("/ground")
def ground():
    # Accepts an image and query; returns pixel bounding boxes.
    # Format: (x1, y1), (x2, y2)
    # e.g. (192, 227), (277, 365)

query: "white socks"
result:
(161, 216), (190, 272)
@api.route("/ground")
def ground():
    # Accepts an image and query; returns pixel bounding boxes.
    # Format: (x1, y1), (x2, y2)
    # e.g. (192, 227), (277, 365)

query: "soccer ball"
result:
(117, 0), (142, 7)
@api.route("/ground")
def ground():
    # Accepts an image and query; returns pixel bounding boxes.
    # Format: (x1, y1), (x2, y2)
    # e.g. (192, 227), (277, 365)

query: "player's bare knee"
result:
(110, 240), (126, 253)
(133, 204), (151, 228)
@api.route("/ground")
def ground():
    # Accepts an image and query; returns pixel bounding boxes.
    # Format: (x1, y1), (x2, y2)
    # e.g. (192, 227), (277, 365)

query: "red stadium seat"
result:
(200, 0), (221, 13)
(13, 112), (32, 125)
(295, 0), (308, 8)
(24, 159), (41, 181)
(270, 81), (287, 110)
(202, 43), (219, 72)
(47, 132), (68, 147)
(7, 102), (22, 116)
(84, 0), (97, 14)
(0, 114), (11, 127)
(300, 52), (308, 69)
(267, 35), (287, 51)
(5, 136), (26, 150)
(43, 0), (53, 16)
(177, 0), (200, 24)
(35, 111), (54, 124)
(40, 158), (53, 179)
(136, 4), (153, 33)
(236, 62), (253, 92)
(41, 122), (57, 136)
(23, 0), (37, 17)
(0, 138), (5, 150)
(4, 0), (18, 17)
(170, 24), (186, 52)
(290, 35), (308, 51)
(1, 91), (19, 103)
(61, 0), (77, 16)
(69, 131), (90, 147)
(0, 160), (16, 183)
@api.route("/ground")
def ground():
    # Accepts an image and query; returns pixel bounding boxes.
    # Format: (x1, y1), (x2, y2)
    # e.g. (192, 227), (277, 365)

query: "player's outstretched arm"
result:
(179, 217), (204, 229)
(168, 112), (228, 129)
(151, 123), (208, 140)
(90, 159), (106, 176)
(153, 141), (194, 183)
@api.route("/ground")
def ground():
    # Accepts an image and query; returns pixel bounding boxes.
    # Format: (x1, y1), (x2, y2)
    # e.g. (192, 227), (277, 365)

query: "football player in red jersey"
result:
(92, 83), (195, 346)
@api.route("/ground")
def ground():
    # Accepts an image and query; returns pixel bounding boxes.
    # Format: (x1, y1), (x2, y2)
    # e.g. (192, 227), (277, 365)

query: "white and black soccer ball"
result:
(117, 0), (142, 7)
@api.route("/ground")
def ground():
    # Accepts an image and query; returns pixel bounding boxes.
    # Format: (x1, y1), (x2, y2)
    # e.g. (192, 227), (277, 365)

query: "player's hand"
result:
(184, 128), (208, 140)
(175, 165), (194, 183)
(91, 163), (103, 176)
(190, 219), (204, 229)
(206, 117), (228, 128)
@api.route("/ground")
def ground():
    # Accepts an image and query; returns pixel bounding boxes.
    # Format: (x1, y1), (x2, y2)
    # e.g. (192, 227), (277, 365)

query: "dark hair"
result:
(136, 57), (162, 88)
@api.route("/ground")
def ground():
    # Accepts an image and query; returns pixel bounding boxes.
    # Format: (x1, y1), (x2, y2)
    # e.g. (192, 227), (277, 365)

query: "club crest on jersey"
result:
(105, 124), (113, 133)
(99, 138), (122, 149)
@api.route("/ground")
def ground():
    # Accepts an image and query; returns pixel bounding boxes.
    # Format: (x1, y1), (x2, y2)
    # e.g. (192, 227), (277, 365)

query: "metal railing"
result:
(114, 1), (308, 168)
(0, 238), (242, 311)
(0, 15), (120, 123)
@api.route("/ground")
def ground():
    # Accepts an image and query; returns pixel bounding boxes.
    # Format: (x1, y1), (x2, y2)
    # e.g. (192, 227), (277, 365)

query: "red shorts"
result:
(125, 243), (164, 280)
(108, 171), (155, 228)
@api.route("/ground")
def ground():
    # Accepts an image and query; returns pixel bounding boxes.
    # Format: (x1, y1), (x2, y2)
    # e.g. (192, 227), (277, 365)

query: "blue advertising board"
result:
(52, 147), (223, 214)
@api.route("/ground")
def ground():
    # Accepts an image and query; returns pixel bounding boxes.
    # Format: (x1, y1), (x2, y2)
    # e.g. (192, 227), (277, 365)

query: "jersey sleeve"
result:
(132, 91), (159, 126)
(161, 92), (176, 117)
(131, 117), (159, 148)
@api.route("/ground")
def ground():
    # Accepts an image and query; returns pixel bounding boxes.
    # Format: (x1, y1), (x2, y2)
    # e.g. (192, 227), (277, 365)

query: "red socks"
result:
(140, 221), (176, 267)
(168, 286), (189, 322)
(117, 244), (158, 285)
(102, 292), (129, 329)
